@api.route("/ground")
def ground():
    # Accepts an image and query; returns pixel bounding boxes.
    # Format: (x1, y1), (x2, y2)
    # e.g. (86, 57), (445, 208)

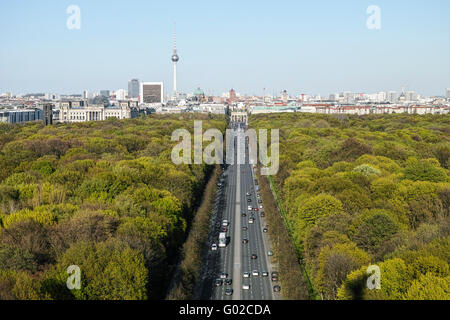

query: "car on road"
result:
(222, 220), (229, 227)
(252, 270), (260, 277)
(263, 227), (268, 233)
(260, 205), (263, 209)
(248, 218), (254, 224)
(220, 273), (228, 279)
(246, 192), (251, 196)
(211, 243), (218, 251)
(253, 208), (259, 212)
(260, 212), (265, 217)
(273, 285), (281, 293)
(221, 226), (228, 232)
(247, 199), (252, 203)
(258, 199), (262, 204)
(217, 183), (223, 187)
(247, 206), (252, 211)
(242, 226), (248, 231)
(225, 278), (232, 286)
(243, 272), (250, 278)
(262, 271), (269, 277)
(251, 254), (258, 260)
(215, 279), (223, 287)
(268, 250), (273, 256)
(225, 288), (233, 296)
(242, 212), (247, 217)
(243, 284), (250, 290)
(242, 238), (249, 244)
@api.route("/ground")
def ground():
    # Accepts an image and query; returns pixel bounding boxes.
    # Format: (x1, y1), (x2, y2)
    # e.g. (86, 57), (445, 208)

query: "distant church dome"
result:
(193, 87), (205, 96)
(172, 54), (179, 62)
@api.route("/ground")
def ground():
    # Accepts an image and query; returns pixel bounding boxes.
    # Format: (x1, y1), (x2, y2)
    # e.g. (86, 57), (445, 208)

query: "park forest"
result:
(0, 114), (226, 300)
(250, 113), (449, 300)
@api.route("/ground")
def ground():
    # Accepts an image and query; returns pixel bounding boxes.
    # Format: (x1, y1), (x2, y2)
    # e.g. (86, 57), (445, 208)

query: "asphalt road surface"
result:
(195, 121), (275, 300)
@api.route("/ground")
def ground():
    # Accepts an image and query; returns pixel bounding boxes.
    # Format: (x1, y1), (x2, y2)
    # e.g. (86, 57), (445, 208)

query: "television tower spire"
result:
(171, 23), (179, 100)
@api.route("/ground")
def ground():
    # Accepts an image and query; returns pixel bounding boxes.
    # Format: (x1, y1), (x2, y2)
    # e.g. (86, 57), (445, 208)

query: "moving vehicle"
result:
(242, 238), (249, 244)
(243, 272), (250, 278)
(251, 254), (257, 260)
(222, 220), (229, 227)
(225, 288), (233, 296)
(220, 273), (228, 279)
(247, 206), (252, 211)
(242, 226), (248, 231)
(221, 226), (228, 232)
(211, 243), (217, 251)
(273, 285), (281, 292)
(243, 284), (250, 290)
(215, 279), (223, 286)
(225, 278), (232, 286)
(249, 218), (254, 224)
(263, 227), (268, 233)
(262, 271), (269, 277)
(252, 270), (260, 277)
(219, 232), (227, 248)
(268, 250), (273, 256)
(242, 212), (247, 217)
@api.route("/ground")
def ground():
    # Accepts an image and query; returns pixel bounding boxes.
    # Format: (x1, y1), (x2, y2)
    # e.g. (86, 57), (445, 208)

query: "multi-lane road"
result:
(195, 121), (277, 300)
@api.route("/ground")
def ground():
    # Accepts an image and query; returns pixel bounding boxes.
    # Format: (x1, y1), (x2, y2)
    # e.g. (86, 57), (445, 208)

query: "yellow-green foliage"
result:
(251, 113), (450, 300)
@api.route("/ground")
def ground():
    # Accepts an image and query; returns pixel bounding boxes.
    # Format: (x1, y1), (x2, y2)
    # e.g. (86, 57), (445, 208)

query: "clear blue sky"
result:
(1, 0), (449, 96)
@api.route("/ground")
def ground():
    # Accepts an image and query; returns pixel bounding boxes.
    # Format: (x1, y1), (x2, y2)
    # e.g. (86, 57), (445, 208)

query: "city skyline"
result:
(1, 0), (449, 96)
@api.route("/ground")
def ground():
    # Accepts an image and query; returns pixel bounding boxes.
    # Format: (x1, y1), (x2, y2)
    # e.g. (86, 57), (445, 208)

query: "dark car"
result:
(260, 212), (265, 217)
(225, 288), (233, 296)
(273, 285), (281, 293)
(221, 226), (228, 232)
(263, 227), (268, 233)
(242, 212), (247, 217)
(215, 279), (223, 287)
(225, 278), (233, 286)
(247, 199), (252, 203)
(258, 199), (262, 204)
(242, 239), (249, 244)
(251, 254), (258, 260)
(242, 226), (248, 231)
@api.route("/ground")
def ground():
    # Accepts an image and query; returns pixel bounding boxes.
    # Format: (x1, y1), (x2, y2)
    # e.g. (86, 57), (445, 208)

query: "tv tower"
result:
(171, 23), (179, 100)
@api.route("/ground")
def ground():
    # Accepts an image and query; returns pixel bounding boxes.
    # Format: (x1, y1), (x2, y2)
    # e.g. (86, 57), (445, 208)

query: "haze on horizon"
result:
(0, 0), (449, 97)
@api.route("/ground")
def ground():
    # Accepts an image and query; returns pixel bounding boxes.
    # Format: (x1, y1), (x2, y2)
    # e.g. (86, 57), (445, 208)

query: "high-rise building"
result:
(128, 79), (140, 99)
(446, 88), (450, 99)
(100, 90), (110, 98)
(171, 24), (180, 99)
(229, 89), (236, 102)
(140, 82), (163, 104)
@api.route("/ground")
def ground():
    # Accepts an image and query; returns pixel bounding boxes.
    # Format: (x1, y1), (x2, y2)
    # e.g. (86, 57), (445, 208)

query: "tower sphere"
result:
(172, 54), (179, 62)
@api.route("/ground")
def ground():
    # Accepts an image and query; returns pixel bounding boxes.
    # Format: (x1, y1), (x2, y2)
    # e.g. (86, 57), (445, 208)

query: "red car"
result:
(253, 208), (259, 212)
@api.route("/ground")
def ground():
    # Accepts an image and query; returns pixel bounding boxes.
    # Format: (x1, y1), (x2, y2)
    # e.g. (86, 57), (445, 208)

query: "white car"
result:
(222, 220), (229, 227)
(252, 270), (260, 277)
(259, 205), (263, 209)
(247, 206), (252, 211)
(211, 243), (218, 251)
(243, 284), (250, 290)
(243, 272), (250, 278)
(249, 219), (254, 224)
